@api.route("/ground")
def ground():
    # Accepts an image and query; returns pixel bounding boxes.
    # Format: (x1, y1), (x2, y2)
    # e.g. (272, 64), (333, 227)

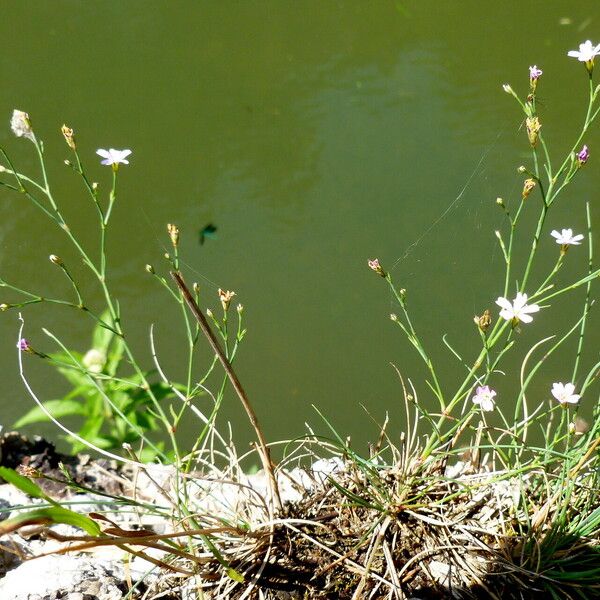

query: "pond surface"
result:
(1, 2), (599, 453)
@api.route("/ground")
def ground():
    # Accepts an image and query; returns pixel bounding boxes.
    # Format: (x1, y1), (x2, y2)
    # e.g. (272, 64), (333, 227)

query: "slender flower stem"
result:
(571, 199), (594, 382)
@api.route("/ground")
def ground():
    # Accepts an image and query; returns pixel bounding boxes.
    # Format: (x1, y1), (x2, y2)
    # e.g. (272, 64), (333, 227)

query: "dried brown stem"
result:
(170, 271), (282, 512)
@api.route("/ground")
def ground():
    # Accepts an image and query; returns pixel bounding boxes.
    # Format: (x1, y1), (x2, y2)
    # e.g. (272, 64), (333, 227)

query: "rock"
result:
(0, 555), (126, 600)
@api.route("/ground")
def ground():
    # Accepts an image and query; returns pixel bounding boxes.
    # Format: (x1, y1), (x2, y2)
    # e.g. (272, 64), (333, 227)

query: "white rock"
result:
(0, 555), (125, 599)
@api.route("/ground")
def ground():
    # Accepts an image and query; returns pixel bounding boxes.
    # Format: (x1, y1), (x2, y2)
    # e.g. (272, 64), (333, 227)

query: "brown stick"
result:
(170, 271), (282, 512)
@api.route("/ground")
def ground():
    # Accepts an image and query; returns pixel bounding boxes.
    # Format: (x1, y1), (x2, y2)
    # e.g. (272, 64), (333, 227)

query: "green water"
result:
(1, 2), (599, 452)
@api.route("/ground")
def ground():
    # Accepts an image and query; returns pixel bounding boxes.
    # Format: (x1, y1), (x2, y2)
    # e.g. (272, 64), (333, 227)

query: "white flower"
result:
(496, 292), (540, 324)
(96, 148), (132, 167)
(551, 382), (581, 405)
(471, 385), (496, 412)
(551, 228), (584, 246)
(10, 109), (35, 141)
(568, 40), (600, 63)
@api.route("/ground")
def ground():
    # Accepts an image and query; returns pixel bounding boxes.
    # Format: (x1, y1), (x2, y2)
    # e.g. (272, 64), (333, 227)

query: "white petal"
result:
(521, 303), (540, 314)
(564, 383), (575, 396)
(119, 149), (132, 158)
(550, 230), (561, 239)
(499, 308), (514, 321)
(496, 297), (512, 310)
(96, 149), (110, 158)
(566, 394), (581, 404)
(513, 293), (528, 311)
(519, 313), (533, 323)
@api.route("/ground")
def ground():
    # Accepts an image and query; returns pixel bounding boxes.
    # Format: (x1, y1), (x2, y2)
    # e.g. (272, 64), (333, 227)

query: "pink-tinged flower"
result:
(17, 338), (31, 352)
(96, 148), (132, 167)
(577, 145), (589, 164)
(472, 385), (496, 412)
(496, 292), (540, 324)
(551, 382), (581, 405)
(551, 228), (584, 246)
(529, 65), (543, 82)
(368, 258), (386, 277)
(568, 40), (600, 72)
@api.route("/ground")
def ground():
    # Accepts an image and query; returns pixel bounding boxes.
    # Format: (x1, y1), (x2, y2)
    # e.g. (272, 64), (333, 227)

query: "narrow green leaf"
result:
(0, 467), (48, 500)
(0, 507), (101, 537)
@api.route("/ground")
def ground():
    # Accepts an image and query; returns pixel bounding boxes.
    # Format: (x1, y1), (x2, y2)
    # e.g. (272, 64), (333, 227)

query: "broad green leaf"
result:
(0, 467), (48, 500)
(14, 399), (86, 428)
(0, 507), (101, 537)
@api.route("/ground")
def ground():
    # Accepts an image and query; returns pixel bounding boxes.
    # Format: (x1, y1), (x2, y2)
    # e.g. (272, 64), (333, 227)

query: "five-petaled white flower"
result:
(496, 292), (540, 324)
(551, 382), (581, 405)
(551, 228), (584, 246)
(568, 40), (600, 63)
(96, 148), (132, 167)
(472, 385), (496, 412)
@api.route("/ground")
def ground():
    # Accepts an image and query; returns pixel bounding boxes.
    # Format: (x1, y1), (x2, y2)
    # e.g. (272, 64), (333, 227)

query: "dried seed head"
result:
(61, 125), (76, 150)
(522, 178), (537, 199)
(167, 223), (179, 247)
(218, 288), (236, 311)
(526, 116), (541, 147)
(474, 309), (492, 332)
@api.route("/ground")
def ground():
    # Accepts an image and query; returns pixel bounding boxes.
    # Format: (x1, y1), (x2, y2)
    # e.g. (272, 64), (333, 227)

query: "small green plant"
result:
(13, 312), (182, 456)
(0, 114), (257, 470)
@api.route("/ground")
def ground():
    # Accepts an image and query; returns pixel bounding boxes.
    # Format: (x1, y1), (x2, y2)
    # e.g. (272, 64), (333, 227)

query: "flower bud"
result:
(10, 110), (35, 141)
(49, 254), (63, 266)
(145, 264), (155, 274)
(517, 165), (527, 174)
(576, 144), (589, 165)
(61, 125), (76, 150)
(390, 313), (398, 322)
(502, 84), (513, 94)
(367, 258), (386, 277)
(92, 182), (98, 192)
(237, 303), (244, 314)
(496, 197), (505, 208)
(193, 282), (200, 295)
(63, 159), (72, 167)
(529, 65), (543, 91)
(206, 308), (213, 318)
(526, 117), (541, 147)
(17, 338), (32, 352)
(0, 303), (10, 311)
